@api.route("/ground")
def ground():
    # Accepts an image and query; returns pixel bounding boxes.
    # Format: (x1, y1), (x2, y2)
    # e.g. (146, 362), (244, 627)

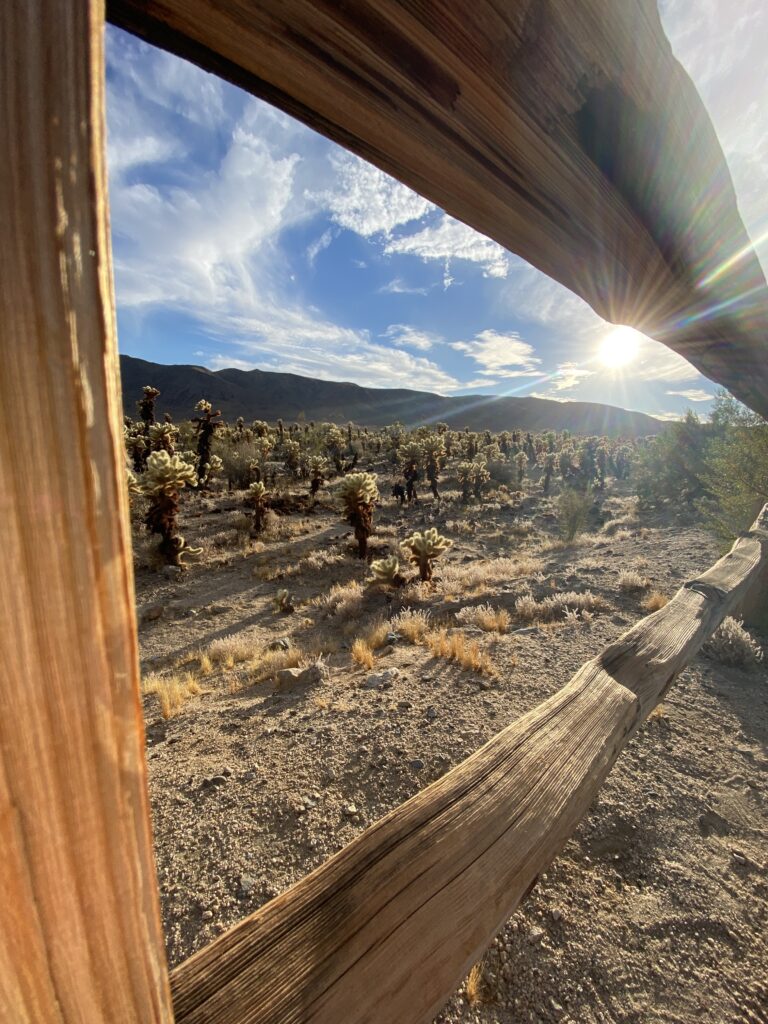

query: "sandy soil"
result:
(134, 481), (768, 1024)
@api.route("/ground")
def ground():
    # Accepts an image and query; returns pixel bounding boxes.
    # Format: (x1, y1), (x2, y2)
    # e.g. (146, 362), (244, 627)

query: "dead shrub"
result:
(142, 671), (201, 718)
(455, 602), (510, 633)
(702, 617), (763, 668)
(642, 590), (669, 612)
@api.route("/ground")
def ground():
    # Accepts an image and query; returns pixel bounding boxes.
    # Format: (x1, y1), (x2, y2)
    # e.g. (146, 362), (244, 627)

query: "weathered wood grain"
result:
(108, 0), (768, 416)
(0, 2), (173, 1021)
(170, 506), (768, 1024)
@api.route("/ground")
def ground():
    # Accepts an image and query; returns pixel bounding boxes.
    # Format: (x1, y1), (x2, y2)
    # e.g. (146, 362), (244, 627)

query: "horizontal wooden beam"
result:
(170, 505), (768, 1024)
(0, 2), (173, 1020)
(108, 0), (768, 416)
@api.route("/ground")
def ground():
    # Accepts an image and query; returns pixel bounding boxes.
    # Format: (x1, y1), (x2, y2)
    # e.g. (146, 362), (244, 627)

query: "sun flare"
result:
(598, 326), (642, 369)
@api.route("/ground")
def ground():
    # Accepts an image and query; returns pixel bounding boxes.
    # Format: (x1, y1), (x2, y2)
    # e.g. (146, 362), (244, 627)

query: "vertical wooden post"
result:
(0, 2), (174, 1020)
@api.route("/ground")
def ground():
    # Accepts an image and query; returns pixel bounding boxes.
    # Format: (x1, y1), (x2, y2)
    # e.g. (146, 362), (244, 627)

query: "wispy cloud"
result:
(451, 330), (543, 378)
(306, 228), (335, 267)
(378, 278), (430, 296)
(384, 216), (511, 282)
(381, 324), (442, 351)
(666, 388), (714, 402)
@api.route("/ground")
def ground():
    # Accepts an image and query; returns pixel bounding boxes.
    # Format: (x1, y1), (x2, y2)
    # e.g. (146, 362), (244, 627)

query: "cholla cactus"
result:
(514, 450), (527, 486)
(400, 527), (452, 582)
(192, 399), (223, 488)
(125, 425), (148, 472)
(148, 421), (178, 454)
(309, 455), (328, 497)
(457, 459), (490, 502)
(541, 452), (556, 495)
(273, 588), (295, 614)
(246, 480), (270, 535)
(141, 451), (200, 565)
(283, 439), (301, 477)
(422, 435), (446, 499)
(338, 472), (379, 559)
(200, 452), (223, 488)
(138, 385), (160, 427)
(398, 440), (423, 503)
(369, 555), (404, 588)
(126, 467), (141, 499)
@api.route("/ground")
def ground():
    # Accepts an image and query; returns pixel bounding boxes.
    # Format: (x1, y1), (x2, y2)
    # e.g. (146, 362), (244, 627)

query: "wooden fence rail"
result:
(169, 508), (768, 1024)
(2, 1), (768, 1022)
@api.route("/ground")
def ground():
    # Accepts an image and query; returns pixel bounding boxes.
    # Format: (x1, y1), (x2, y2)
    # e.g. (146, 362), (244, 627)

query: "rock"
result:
(409, 758), (425, 771)
(386, 632), (401, 644)
(698, 808), (730, 836)
(730, 849), (748, 865)
(162, 565), (183, 579)
(201, 910), (214, 921)
(362, 668), (400, 690)
(342, 803), (358, 817)
(238, 874), (258, 897)
(425, 706), (438, 721)
(140, 603), (165, 623)
(511, 627), (539, 636)
(200, 775), (228, 789)
(551, 908), (563, 921)
(269, 637), (292, 651)
(274, 662), (327, 692)
(528, 927), (545, 943)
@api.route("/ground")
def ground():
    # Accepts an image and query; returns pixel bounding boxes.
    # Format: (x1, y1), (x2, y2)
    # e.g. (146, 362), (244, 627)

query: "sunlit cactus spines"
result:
(246, 479), (270, 535)
(338, 471), (379, 559)
(457, 458), (490, 502)
(400, 527), (452, 582)
(141, 451), (199, 566)
(125, 426), (148, 472)
(283, 438), (301, 477)
(514, 450), (527, 486)
(422, 435), (446, 499)
(309, 454), (328, 497)
(149, 421), (178, 454)
(541, 452), (556, 494)
(192, 398), (223, 487)
(369, 554), (404, 588)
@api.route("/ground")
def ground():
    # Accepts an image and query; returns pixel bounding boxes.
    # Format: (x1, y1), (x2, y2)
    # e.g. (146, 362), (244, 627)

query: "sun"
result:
(598, 326), (641, 369)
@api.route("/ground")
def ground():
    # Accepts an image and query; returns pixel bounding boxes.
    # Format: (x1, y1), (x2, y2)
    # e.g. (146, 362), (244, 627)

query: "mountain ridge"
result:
(119, 354), (663, 437)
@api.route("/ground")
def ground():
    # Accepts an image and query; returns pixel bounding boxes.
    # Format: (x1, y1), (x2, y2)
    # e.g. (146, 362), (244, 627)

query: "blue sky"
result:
(106, 0), (767, 420)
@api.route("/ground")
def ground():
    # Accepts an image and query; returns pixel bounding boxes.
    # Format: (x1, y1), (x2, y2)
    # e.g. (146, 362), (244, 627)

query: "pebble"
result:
(409, 758), (425, 771)
(342, 803), (358, 817)
(425, 706), (438, 721)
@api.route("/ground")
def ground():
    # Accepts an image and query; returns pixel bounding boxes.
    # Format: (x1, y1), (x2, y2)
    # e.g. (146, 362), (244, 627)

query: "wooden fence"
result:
(2, 2), (767, 1022)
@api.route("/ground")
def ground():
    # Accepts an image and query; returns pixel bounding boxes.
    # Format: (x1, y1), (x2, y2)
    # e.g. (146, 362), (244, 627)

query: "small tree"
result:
(338, 472), (379, 558)
(401, 528), (452, 582)
(141, 451), (200, 565)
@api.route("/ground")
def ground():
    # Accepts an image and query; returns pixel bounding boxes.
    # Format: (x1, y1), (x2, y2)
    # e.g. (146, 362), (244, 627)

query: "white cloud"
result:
(307, 229), (334, 267)
(652, 411), (686, 422)
(378, 278), (429, 296)
(382, 324), (442, 351)
(451, 330), (542, 378)
(385, 216), (511, 280)
(666, 388), (715, 402)
(206, 307), (462, 393)
(550, 362), (595, 392)
(318, 153), (434, 237)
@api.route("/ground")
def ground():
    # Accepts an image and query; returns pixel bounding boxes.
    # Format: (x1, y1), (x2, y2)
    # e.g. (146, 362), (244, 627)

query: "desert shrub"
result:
(617, 569), (650, 591)
(142, 671), (201, 719)
(424, 628), (496, 676)
(515, 590), (609, 623)
(391, 608), (431, 643)
(455, 603), (510, 633)
(207, 634), (258, 667)
(317, 580), (365, 617)
(642, 590), (669, 612)
(218, 440), (261, 489)
(602, 514), (637, 536)
(702, 617), (763, 668)
(351, 638), (374, 669)
(400, 528), (453, 582)
(557, 487), (592, 541)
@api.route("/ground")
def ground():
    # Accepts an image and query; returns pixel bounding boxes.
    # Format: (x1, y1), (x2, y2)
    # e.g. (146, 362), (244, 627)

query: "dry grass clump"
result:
(298, 549), (346, 574)
(351, 638), (375, 669)
(424, 628), (497, 676)
(703, 617), (763, 668)
(455, 602), (510, 633)
(642, 590), (669, 612)
(363, 617), (391, 650)
(142, 671), (201, 718)
(316, 580), (365, 617)
(207, 633), (258, 668)
(464, 961), (488, 1006)
(514, 589), (609, 623)
(391, 608), (432, 643)
(439, 555), (542, 593)
(617, 569), (650, 592)
(250, 647), (304, 684)
(602, 514), (638, 536)
(611, 528), (634, 543)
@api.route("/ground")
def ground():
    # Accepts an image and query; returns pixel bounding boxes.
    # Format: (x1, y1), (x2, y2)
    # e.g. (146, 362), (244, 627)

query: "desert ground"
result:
(134, 474), (767, 1024)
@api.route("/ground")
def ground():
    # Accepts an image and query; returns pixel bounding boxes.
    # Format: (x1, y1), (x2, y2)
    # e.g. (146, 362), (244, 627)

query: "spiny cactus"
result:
(148, 421), (178, 454)
(246, 479), (270, 535)
(338, 472), (379, 559)
(400, 527), (452, 582)
(457, 458), (490, 502)
(309, 455), (328, 497)
(397, 440), (423, 502)
(283, 438), (301, 477)
(421, 435), (446, 499)
(141, 451), (200, 565)
(125, 424), (148, 471)
(514, 450), (527, 486)
(192, 399), (223, 488)
(369, 554), (404, 588)
(138, 385), (160, 428)
(273, 588), (295, 614)
(541, 452), (556, 494)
